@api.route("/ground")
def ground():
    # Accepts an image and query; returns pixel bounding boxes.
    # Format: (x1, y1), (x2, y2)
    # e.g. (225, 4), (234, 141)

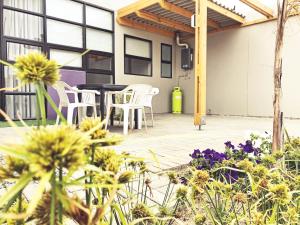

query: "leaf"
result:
(25, 171), (53, 216)
(112, 204), (128, 225)
(0, 145), (31, 160)
(0, 172), (34, 209)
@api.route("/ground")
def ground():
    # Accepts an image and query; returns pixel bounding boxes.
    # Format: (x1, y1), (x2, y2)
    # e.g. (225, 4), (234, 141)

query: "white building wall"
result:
(114, 23), (177, 113)
(176, 17), (300, 118)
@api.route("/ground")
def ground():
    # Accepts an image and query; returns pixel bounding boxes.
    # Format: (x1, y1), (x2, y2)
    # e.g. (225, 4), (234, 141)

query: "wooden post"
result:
(194, 0), (207, 128)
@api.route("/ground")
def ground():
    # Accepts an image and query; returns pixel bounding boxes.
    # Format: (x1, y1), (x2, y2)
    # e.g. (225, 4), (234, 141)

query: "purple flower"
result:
(224, 170), (239, 183)
(225, 141), (235, 149)
(239, 140), (254, 153)
(190, 149), (202, 159)
(180, 177), (188, 185)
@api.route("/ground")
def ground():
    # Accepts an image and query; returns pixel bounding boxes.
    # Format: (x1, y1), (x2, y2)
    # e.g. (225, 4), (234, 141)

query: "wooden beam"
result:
(240, 0), (274, 18)
(117, 17), (174, 37)
(194, 0), (207, 127)
(118, 0), (159, 18)
(136, 10), (194, 33)
(207, 0), (245, 24)
(159, 0), (221, 29)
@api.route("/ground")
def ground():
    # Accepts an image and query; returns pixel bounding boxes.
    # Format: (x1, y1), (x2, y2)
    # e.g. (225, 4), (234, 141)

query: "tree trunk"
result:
(272, 0), (288, 152)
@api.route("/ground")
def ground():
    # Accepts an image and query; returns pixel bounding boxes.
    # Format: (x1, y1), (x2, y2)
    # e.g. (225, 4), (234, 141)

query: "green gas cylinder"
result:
(172, 87), (182, 114)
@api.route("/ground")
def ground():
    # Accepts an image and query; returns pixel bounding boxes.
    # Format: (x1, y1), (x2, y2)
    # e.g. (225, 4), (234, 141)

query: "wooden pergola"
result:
(117, 0), (274, 128)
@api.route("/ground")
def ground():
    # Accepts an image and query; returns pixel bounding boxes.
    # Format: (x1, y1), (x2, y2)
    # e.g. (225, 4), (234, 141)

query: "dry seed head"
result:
(14, 52), (60, 85)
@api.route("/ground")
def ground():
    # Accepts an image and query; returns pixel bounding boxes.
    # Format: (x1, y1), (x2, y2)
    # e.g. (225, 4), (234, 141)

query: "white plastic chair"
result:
(105, 84), (153, 135)
(53, 81), (99, 124)
(143, 87), (159, 127)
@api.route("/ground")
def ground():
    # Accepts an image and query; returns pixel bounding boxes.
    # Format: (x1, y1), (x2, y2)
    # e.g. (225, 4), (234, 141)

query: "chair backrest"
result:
(81, 92), (96, 105)
(127, 84), (153, 105)
(143, 87), (159, 107)
(52, 81), (74, 106)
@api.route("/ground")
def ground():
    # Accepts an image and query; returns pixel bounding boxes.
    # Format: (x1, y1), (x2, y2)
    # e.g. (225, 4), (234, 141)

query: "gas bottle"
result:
(172, 87), (182, 114)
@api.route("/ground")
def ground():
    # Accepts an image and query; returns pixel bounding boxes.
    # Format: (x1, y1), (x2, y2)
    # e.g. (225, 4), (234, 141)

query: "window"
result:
(4, 0), (43, 13)
(0, 0), (115, 121)
(47, 19), (83, 48)
(3, 9), (43, 41)
(86, 6), (113, 30)
(50, 49), (82, 68)
(86, 29), (113, 53)
(46, 0), (83, 23)
(161, 44), (172, 78)
(87, 53), (113, 72)
(124, 35), (152, 76)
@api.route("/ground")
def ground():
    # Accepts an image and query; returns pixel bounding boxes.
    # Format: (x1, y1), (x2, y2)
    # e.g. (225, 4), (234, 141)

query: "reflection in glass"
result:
(5, 95), (36, 120)
(87, 54), (112, 71)
(3, 9), (43, 41)
(7, 42), (41, 61)
(4, 0), (43, 13)
(4, 66), (35, 93)
(125, 57), (151, 76)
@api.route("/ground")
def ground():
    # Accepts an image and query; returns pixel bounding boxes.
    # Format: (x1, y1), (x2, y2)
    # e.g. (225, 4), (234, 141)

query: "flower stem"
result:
(16, 190), (23, 225)
(58, 164), (63, 223)
(50, 172), (57, 225)
(41, 84), (67, 124)
(35, 83), (47, 126)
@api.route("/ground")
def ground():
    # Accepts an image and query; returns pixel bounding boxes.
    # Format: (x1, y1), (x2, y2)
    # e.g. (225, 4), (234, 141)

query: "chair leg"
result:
(123, 108), (129, 135)
(93, 105), (97, 118)
(105, 105), (111, 130)
(142, 107), (147, 131)
(150, 107), (154, 127)
(56, 105), (62, 125)
(67, 107), (74, 125)
(130, 109), (134, 130)
(78, 107), (86, 123)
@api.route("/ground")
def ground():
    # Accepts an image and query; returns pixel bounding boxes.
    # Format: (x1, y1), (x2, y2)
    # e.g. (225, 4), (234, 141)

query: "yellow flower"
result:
(176, 186), (188, 200)
(195, 214), (206, 225)
(191, 170), (210, 188)
(23, 125), (90, 174)
(270, 183), (291, 204)
(261, 155), (276, 167)
(167, 171), (179, 184)
(252, 211), (264, 225)
(233, 192), (247, 204)
(94, 149), (123, 173)
(131, 203), (155, 224)
(237, 159), (254, 172)
(252, 165), (269, 180)
(118, 171), (134, 183)
(14, 53), (60, 85)
(79, 117), (107, 140)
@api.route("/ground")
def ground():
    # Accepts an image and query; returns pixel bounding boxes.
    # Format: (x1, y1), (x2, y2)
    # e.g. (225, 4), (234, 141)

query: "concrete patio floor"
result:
(112, 114), (300, 172)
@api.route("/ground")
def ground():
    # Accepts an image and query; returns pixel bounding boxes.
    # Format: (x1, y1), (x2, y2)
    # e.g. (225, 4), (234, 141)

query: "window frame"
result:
(0, 0), (115, 120)
(124, 35), (153, 77)
(161, 43), (172, 79)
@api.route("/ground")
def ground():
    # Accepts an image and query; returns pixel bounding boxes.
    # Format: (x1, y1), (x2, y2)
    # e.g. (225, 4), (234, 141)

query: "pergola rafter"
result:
(240, 0), (274, 18)
(117, 0), (273, 127)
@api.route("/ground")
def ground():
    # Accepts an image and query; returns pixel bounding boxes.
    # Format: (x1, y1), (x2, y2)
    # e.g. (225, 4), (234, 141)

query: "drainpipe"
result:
(176, 32), (189, 49)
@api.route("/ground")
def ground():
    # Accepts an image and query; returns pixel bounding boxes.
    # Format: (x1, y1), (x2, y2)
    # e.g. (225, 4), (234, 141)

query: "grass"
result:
(0, 120), (56, 128)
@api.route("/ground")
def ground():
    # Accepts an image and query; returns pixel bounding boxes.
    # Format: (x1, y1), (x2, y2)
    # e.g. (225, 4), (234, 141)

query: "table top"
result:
(77, 84), (127, 91)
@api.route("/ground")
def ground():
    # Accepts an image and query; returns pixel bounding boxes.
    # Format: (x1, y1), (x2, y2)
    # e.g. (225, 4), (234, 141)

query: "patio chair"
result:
(53, 81), (99, 124)
(144, 87), (159, 127)
(105, 84), (152, 135)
